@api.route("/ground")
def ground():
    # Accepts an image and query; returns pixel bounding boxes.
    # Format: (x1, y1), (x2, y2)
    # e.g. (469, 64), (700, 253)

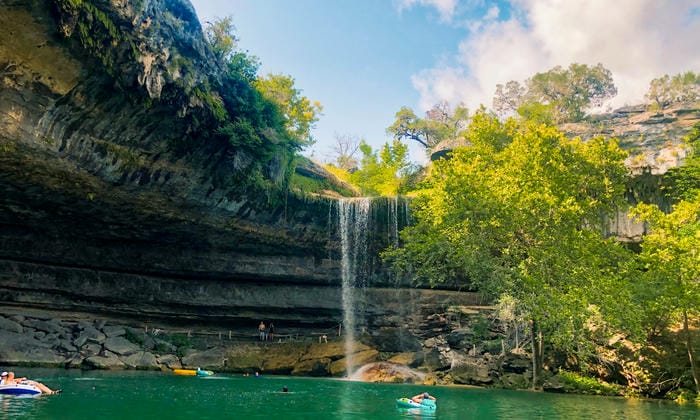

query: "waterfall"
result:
(339, 198), (370, 376)
(338, 196), (411, 377)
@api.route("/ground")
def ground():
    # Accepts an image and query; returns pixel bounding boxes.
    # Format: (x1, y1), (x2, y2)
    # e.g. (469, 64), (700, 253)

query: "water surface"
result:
(1, 368), (698, 419)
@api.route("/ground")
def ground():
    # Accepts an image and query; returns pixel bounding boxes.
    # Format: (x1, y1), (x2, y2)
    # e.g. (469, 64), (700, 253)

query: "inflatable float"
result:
(0, 383), (42, 396)
(172, 368), (214, 377)
(396, 397), (437, 411)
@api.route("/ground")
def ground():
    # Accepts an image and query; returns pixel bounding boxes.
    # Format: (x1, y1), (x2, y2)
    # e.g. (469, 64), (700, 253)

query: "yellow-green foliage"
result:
(558, 370), (621, 396)
(288, 172), (355, 197)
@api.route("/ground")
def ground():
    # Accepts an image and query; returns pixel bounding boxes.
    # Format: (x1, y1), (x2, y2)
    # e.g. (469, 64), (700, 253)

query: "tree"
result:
(254, 74), (323, 149)
(386, 112), (630, 386)
(632, 196), (700, 394)
(330, 133), (361, 171)
(631, 124), (700, 394)
(646, 71), (700, 109)
(493, 63), (617, 122)
(387, 101), (469, 151)
(349, 139), (412, 196)
(493, 80), (526, 117)
(204, 17), (238, 61)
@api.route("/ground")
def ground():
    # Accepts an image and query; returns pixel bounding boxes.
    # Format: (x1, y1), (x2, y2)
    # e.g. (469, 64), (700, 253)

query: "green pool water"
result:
(1, 368), (698, 419)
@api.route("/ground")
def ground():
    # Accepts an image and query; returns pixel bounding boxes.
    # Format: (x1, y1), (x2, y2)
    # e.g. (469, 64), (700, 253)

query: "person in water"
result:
(411, 392), (436, 404)
(0, 371), (62, 395)
(282, 386), (288, 393)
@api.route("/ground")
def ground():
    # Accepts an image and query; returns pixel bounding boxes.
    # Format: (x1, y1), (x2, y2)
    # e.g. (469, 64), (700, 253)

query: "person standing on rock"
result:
(258, 321), (266, 341)
(268, 322), (275, 341)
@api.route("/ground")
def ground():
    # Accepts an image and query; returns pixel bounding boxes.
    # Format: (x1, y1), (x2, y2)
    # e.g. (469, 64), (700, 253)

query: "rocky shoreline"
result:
(0, 307), (540, 389)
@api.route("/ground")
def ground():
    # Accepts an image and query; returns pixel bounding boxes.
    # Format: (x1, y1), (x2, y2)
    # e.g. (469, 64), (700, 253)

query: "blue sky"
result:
(188, 0), (700, 164)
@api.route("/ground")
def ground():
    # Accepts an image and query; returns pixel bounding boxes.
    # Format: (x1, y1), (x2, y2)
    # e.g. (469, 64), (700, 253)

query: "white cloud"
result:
(413, 0), (700, 113)
(396, 0), (459, 22)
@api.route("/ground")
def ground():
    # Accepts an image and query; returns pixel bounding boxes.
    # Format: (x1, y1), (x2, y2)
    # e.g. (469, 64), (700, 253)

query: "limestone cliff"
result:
(0, 0), (341, 328)
(0, 1), (475, 339)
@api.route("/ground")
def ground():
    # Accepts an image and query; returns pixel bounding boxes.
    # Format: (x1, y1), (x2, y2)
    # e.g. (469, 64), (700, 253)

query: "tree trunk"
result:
(531, 319), (543, 390)
(683, 310), (699, 393)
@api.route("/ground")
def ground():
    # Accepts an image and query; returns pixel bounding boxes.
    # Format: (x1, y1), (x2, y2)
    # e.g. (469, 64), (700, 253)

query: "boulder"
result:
(104, 336), (140, 356)
(348, 361), (427, 384)
(182, 347), (226, 370)
(121, 351), (159, 370)
(84, 353), (125, 369)
(224, 346), (265, 372)
(500, 352), (531, 374)
(0, 316), (24, 334)
(0, 329), (65, 365)
(450, 359), (494, 385)
(158, 354), (182, 369)
(78, 326), (106, 344)
(103, 326), (126, 338)
(387, 352), (423, 367)
(23, 318), (64, 334)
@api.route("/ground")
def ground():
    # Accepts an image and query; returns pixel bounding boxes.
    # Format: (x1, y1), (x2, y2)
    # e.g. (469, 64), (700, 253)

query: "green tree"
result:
(493, 63), (617, 122)
(349, 139), (412, 196)
(254, 74), (323, 149)
(632, 124), (700, 395)
(387, 101), (469, 151)
(632, 196), (700, 394)
(204, 17), (238, 60)
(646, 71), (700, 109)
(386, 112), (630, 386)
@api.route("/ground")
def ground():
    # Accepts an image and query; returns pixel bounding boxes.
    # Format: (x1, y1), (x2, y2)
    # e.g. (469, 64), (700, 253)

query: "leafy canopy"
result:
(493, 63), (617, 122)
(328, 139), (413, 196)
(386, 111), (631, 363)
(646, 71), (700, 109)
(254, 74), (323, 149)
(386, 101), (469, 151)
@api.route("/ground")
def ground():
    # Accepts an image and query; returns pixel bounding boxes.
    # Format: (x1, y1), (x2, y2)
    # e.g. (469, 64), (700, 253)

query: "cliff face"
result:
(0, 0), (343, 327)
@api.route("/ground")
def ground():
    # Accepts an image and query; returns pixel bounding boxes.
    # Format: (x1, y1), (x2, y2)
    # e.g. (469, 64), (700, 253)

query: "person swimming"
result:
(411, 392), (436, 404)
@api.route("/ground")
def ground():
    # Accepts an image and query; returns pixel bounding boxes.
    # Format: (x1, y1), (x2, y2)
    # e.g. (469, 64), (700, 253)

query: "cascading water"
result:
(338, 198), (370, 376)
(338, 196), (410, 377)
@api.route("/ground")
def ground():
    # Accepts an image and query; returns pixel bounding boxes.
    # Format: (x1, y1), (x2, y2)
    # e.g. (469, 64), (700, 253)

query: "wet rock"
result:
(349, 361), (426, 384)
(329, 349), (379, 376)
